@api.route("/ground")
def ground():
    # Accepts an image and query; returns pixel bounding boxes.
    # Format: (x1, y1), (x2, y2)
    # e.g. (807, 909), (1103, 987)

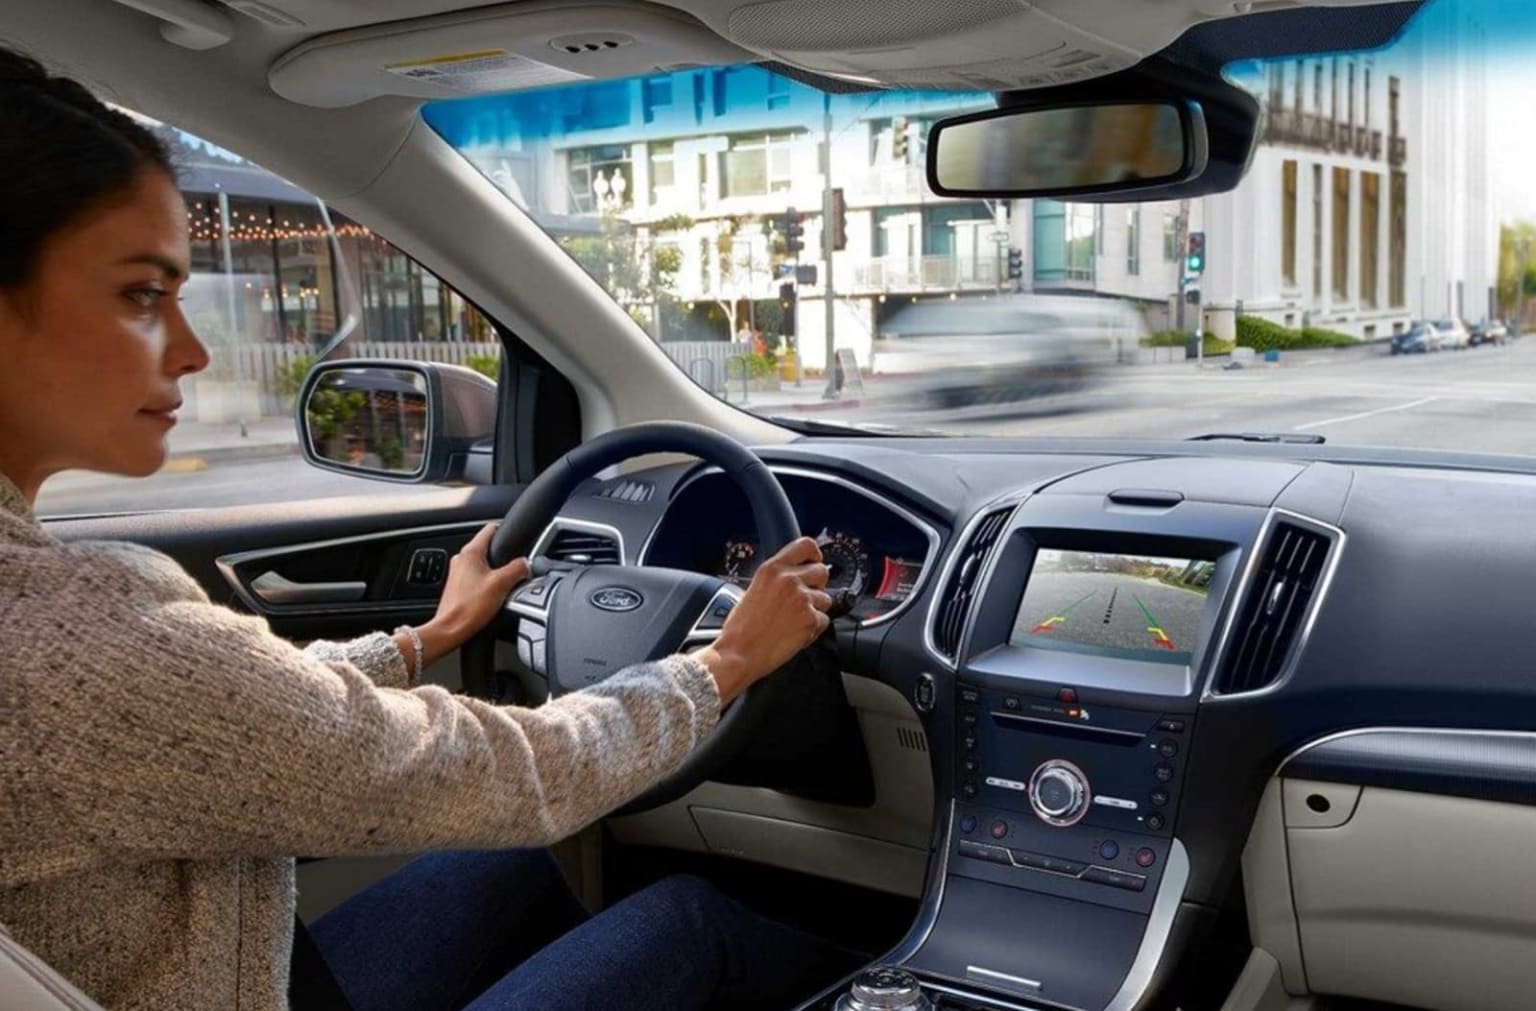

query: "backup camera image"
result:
(1011, 550), (1213, 665)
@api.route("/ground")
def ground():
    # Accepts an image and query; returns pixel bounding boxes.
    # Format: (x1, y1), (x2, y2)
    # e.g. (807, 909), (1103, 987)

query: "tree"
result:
(1497, 222), (1536, 316)
(558, 212), (692, 340)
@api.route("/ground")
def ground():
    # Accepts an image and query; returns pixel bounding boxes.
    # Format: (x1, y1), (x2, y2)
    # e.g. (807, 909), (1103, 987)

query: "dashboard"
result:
(532, 439), (1536, 1011)
(642, 469), (937, 625)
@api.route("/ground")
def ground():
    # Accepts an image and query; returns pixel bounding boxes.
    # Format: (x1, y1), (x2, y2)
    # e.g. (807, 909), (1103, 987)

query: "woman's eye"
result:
(125, 288), (167, 310)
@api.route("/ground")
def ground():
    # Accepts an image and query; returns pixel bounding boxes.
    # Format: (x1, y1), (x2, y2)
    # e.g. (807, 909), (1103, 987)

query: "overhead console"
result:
(801, 458), (1345, 1011)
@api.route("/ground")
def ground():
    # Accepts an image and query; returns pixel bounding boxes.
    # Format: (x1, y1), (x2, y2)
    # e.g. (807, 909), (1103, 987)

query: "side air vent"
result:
(1212, 521), (1334, 695)
(543, 527), (621, 566)
(931, 506), (1014, 663)
(896, 726), (928, 753)
(596, 480), (655, 504)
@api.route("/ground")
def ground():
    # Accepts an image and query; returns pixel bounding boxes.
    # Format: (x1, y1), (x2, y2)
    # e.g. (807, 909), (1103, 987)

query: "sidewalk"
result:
(164, 416), (300, 470)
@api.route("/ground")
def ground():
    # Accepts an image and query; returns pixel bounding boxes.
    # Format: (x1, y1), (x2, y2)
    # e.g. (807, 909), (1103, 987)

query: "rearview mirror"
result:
(296, 359), (498, 484)
(928, 100), (1207, 198)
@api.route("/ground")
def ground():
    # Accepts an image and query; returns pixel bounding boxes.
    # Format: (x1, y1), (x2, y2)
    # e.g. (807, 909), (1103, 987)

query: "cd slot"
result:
(989, 711), (1145, 747)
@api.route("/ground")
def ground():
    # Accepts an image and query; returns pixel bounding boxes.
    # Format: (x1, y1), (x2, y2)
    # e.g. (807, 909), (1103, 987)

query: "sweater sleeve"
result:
(19, 543), (720, 859)
(303, 633), (411, 689)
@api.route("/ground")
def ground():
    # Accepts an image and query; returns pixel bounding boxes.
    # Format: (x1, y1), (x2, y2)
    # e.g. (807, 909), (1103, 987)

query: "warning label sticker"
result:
(383, 50), (583, 93)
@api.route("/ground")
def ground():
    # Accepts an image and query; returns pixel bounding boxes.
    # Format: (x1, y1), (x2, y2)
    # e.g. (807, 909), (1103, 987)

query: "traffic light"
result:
(830, 188), (847, 252)
(781, 208), (804, 257)
(892, 118), (909, 162)
(1186, 231), (1206, 274)
(1006, 246), (1023, 280)
(779, 282), (797, 337)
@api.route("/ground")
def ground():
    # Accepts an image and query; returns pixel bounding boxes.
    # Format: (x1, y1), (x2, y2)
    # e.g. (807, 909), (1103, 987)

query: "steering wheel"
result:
(459, 421), (800, 813)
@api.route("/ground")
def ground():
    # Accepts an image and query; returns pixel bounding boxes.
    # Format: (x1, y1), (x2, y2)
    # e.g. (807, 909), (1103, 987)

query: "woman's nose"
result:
(167, 306), (211, 376)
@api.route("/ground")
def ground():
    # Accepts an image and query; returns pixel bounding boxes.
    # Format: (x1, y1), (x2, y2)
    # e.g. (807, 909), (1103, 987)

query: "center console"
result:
(800, 488), (1268, 1011)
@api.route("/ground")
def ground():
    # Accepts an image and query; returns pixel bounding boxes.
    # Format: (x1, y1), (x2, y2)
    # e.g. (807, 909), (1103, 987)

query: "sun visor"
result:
(268, 0), (753, 108)
(709, 0), (1420, 91)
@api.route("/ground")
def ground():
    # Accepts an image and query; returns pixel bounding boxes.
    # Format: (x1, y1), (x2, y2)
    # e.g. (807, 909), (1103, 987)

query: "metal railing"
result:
(851, 255), (1002, 292)
(1262, 110), (1389, 163)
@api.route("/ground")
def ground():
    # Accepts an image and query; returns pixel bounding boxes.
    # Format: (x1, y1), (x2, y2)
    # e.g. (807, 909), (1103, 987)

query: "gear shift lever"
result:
(834, 967), (933, 1011)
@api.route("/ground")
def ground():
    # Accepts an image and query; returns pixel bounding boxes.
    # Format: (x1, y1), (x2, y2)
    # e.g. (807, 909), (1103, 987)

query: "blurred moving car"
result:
(1469, 320), (1509, 346)
(872, 294), (1136, 409)
(1435, 318), (1471, 349)
(1391, 322), (1442, 354)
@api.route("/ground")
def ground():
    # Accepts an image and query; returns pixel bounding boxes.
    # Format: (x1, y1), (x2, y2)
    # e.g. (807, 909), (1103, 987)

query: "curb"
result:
(165, 442), (302, 468)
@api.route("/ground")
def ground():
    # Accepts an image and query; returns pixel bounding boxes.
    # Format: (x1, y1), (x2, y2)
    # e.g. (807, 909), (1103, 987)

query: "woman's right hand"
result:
(692, 536), (832, 703)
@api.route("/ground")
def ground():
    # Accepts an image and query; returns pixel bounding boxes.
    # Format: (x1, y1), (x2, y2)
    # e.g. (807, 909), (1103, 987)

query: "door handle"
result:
(250, 571), (368, 606)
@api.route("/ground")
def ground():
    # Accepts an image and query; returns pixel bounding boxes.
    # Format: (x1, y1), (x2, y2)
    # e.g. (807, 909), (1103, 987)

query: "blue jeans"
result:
(308, 850), (859, 1011)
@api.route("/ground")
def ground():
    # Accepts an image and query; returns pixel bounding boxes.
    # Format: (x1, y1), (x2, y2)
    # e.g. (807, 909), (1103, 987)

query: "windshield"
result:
(424, 0), (1536, 455)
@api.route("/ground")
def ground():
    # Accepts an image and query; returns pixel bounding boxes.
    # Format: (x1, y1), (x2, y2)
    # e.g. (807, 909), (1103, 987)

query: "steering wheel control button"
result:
(1157, 739), (1180, 758)
(836, 966), (933, 1011)
(1150, 789), (1170, 808)
(516, 636), (533, 669)
(1157, 718), (1186, 733)
(1146, 813), (1168, 832)
(959, 815), (977, 834)
(693, 591), (737, 632)
(512, 577), (558, 608)
(1098, 840), (1120, 861)
(989, 820), (1009, 839)
(984, 776), (1026, 792)
(1153, 762), (1175, 783)
(1028, 759), (1091, 827)
(1082, 867), (1148, 892)
(1135, 847), (1158, 868)
(913, 673), (936, 713)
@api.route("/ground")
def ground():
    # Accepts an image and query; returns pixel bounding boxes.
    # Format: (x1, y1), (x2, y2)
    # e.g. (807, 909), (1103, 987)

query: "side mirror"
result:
(296, 359), (497, 483)
(927, 100), (1208, 198)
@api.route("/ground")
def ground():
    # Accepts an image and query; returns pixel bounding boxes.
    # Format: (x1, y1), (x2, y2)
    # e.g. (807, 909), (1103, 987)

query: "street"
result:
(32, 340), (1536, 517)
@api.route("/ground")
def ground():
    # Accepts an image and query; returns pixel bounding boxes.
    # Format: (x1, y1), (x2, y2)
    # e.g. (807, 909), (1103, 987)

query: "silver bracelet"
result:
(394, 625), (424, 685)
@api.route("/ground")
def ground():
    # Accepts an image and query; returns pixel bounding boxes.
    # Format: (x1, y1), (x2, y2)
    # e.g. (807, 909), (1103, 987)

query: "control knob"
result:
(1028, 759), (1091, 827)
(834, 967), (934, 1011)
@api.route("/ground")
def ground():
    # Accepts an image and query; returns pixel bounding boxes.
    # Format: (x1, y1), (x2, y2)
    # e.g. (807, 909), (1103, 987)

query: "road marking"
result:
(1292, 395), (1439, 431)
(1030, 590), (1097, 634)
(1133, 594), (1177, 650)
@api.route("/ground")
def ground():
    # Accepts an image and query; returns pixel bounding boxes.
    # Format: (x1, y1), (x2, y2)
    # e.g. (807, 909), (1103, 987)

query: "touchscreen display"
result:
(1011, 549), (1212, 664)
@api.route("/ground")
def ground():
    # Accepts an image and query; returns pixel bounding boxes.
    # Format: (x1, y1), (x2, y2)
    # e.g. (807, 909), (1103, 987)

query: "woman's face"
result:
(0, 170), (209, 490)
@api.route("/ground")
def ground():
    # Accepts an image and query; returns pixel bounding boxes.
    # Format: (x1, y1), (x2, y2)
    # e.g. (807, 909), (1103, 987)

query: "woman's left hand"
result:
(397, 524), (529, 673)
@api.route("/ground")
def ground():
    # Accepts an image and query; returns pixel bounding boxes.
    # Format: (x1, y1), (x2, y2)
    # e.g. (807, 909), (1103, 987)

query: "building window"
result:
(1095, 205), (1104, 255)
(1389, 75), (1401, 136)
(1313, 164), (1324, 297)
(1331, 58), (1340, 122)
(1361, 173), (1380, 308)
(719, 132), (800, 197)
(766, 72), (791, 110)
(1314, 63), (1324, 113)
(567, 144), (631, 214)
(642, 76), (673, 123)
(1332, 167), (1351, 300)
(925, 202), (991, 257)
(1390, 170), (1407, 306)
(1363, 68), (1372, 131)
(1032, 201), (1095, 282)
(1347, 63), (1356, 128)
(1127, 206), (1141, 276)
(1282, 160), (1299, 287)
(1268, 64), (1285, 108)
(649, 141), (675, 205)
(1162, 210), (1178, 262)
(1294, 60), (1305, 111)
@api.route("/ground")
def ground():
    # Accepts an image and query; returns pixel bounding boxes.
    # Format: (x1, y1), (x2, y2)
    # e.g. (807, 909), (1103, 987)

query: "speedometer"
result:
(816, 528), (871, 596)
(719, 539), (757, 586)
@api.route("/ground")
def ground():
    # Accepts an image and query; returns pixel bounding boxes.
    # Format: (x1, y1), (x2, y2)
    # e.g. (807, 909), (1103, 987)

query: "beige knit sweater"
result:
(0, 476), (721, 1010)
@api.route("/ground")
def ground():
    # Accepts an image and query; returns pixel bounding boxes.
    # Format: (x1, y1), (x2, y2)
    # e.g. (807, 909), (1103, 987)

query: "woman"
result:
(0, 48), (853, 1011)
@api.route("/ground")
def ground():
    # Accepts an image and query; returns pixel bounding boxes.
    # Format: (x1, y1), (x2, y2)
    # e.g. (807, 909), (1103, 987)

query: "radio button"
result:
(989, 820), (1009, 840)
(1150, 789), (1170, 807)
(1146, 812), (1167, 831)
(1157, 739), (1179, 758)
(1157, 718), (1186, 733)
(1153, 762), (1175, 783)
(1098, 840), (1120, 860)
(1135, 848), (1158, 868)
(1028, 760), (1091, 827)
(1083, 866), (1147, 892)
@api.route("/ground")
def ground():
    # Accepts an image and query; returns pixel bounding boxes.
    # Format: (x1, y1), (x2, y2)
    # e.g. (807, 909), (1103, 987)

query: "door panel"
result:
(43, 484), (522, 642)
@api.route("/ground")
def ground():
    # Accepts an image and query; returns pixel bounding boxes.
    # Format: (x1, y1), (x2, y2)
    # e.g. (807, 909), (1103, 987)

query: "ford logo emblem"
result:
(590, 587), (644, 612)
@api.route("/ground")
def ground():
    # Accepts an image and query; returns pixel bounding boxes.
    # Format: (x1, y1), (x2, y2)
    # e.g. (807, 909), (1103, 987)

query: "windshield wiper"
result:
(1188, 432), (1326, 445)
(759, 414), (949, 437)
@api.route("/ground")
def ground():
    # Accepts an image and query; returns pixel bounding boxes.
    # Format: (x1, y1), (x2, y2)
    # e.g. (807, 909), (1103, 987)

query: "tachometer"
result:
(816, 528), (871, 596)
(719, 539), (758, 586)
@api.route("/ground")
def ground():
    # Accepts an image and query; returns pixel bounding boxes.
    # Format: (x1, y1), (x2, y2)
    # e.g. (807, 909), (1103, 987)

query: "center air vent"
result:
(930, 506), (1014, 663)
(542, 527), (621, 566)
(1212, 520), (1335, 696)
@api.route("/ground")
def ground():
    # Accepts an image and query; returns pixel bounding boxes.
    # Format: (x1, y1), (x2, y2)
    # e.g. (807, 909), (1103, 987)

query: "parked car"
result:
(1470, 320), (1509, 346)
(1391, 322), (1442, 354)
(1435, 318), (1471, 349)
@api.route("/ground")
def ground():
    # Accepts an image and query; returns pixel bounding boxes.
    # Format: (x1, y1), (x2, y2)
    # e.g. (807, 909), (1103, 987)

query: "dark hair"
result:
(0, 46), (175, 289)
